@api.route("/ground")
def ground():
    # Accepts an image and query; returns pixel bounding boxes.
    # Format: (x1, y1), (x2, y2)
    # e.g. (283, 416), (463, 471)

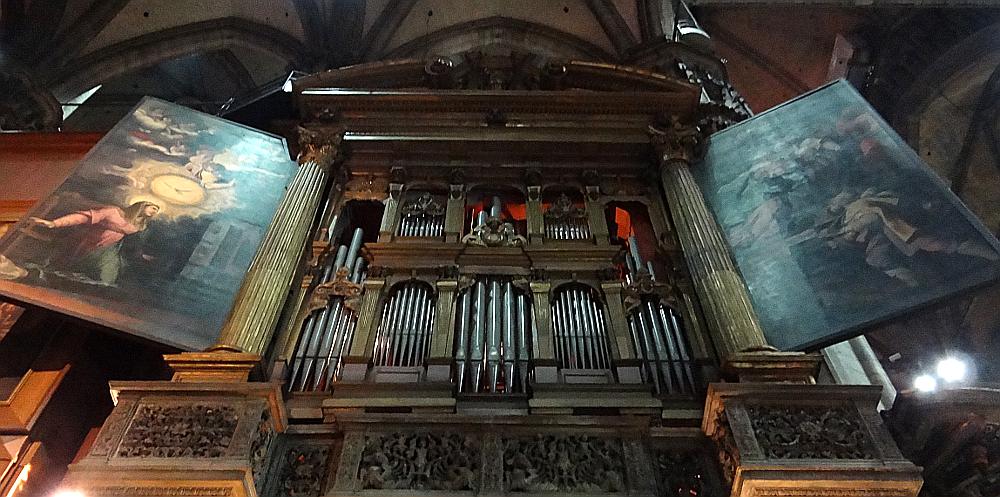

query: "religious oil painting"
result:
(0, 98), (296, 350)
(694, 80), (1000, 351)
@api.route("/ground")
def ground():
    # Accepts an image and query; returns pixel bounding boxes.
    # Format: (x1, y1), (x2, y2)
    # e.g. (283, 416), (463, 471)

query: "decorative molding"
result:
(746, 404), (878, 460)
(89, 399), (138, 458)
(116, 404), (239, 458)
(357, 432), (480, 491)
(249, 409), (275, 493)
(622, 273), (676, 314)
(88, 487), (233, 497)
(503, 435), (626, 493)
(297, 127), (345, 168)
(543, 194), (587, 223)
(310, 267), (364, 312)
(675, 59), (751, 133)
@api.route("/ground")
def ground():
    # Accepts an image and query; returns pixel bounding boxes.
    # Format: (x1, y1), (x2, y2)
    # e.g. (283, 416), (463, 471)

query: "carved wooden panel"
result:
(116, 404), (239, 458)
(357, 432), (481, 491)
(502, 434), (626, 493)
(745, 404), (878, 460)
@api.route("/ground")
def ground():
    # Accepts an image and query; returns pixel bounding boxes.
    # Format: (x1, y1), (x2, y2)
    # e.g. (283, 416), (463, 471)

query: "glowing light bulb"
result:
(913, 374), (937, 393)
(936, 357), (968, 383)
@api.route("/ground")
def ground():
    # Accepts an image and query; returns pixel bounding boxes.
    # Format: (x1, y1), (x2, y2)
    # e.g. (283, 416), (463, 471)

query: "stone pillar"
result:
(378, 182), (403, 242)
(341, 276), (386, 382)
(584, 185), (609, 245)
(444, 183), (465, 242)
(426, 277), (459, 381)
(213, 128), (342, 356)
(651, 121), (769, 363)
(526, 185), (544, 244)
(529, 281), (557, 383)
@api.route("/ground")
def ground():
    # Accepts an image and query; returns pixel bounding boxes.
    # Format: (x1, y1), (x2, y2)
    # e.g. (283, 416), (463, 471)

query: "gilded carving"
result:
(543, 194), (587, 224)
(357, 432), (480, 491)
(116, 404), (238, 458)
(746, 405), (878, 460)
(709, 407), (740, 486)
(402, 192), (445, 218)
(622, 273), (677, 314)
(503, 435), (626, 493)
(297, 127), (344, 167)
(310, 267), (364, 312)
(89, 486), (233, 497)
(462, 215), (527, 248)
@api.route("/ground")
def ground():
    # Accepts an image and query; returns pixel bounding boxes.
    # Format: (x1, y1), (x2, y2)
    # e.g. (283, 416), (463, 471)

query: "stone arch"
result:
(45, 17), (313, 100)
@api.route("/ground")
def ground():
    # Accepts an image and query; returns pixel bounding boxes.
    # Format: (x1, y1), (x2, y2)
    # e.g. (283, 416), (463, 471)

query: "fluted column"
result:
(378, 182), (403, 242)
(213, 128), (343, 356)
(651, 120), (768, 361)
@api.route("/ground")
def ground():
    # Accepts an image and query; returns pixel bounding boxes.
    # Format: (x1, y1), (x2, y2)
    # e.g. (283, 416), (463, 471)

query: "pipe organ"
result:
(398, 192), (446, 238)
(544, 193), (591, 241)
(287, 228), (367, 392)
(372, 281), (436, 368)
(551, 284), (612, 371)
(453, 277), (534, 394)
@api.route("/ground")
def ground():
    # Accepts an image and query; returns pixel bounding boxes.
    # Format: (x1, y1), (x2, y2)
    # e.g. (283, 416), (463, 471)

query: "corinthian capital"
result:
(297, 126), (345, 169)
(648, 116), (701, 166)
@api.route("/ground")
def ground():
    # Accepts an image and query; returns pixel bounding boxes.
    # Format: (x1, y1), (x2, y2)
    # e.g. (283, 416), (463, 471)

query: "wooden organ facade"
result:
(4, 48), (937, 497)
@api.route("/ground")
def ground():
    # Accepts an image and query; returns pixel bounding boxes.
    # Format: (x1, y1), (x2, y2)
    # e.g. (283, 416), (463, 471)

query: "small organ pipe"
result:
(345, 228), (363, 271)
(455, 290), (470, 392)
(487, 279), (501, 392)
(470, 280), (487, 390)
(516, 293), (529, 390)
(502, 281), (516, 392)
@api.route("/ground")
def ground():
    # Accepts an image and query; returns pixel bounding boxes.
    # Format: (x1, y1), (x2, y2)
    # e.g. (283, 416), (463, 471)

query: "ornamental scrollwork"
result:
(648, 116), (702, 165)
(746, 405), (878, 460)
(310, 267), (364, 312)
(297, 127), (344, 167)
(675, 60), (751, 133)
(278, 444), (330, 497)
(503, 435), (626, 493)
(357, 432), (480, 491)
(402, 192), (446, 218)
(462, 216), (527, 248)
(543, 194), (587, 223)
(116, 404), (238, 458)
(622, 272), (677, 314)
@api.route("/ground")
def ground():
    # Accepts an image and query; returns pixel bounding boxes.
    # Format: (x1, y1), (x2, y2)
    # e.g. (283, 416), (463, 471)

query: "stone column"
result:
(213, 128), (342, 356)
(651, 121), (769, 362)
(426, 277), (459, 381)
(444, 183), (465, 242)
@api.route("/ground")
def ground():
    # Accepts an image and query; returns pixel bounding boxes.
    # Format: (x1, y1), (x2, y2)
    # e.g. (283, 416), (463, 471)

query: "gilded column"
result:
(651, 119), (769, 361)
(213, 127), (343, 356)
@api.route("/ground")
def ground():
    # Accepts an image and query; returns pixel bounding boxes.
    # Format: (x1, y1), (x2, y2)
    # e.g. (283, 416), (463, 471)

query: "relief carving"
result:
(310, 266), (364, 312)
(357, 432), (480, 491)
(249, 409), (275, 493)
(652, 449), (711, 497)
(278, 445), (330, 497)
(402, 192), (445, 218)
(503, 435), (626, 493)
(543, 194), (587, 224)
(89, 399), (138, 458)
(708, 407), (739, 486)
(116, 404), (238, 458)
(746, 405), (878, 460)
(462, 216), (527, 248)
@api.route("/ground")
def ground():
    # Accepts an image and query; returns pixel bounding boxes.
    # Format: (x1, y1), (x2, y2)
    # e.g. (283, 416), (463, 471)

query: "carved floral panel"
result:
(116, 404), (239, 458)
(746, 404), (878, 460)
(357, 432), (480, 491)
(503, 434), (626, 493)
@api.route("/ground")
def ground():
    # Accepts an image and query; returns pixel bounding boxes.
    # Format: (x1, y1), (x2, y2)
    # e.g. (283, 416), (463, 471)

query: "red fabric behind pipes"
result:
(506, 203), (526, 221)
(614, 208), (632, 240)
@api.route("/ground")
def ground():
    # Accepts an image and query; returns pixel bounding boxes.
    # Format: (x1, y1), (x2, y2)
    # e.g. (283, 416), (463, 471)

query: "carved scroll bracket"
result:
(309, 266), (364, 312)
(621, 273), (677, 313)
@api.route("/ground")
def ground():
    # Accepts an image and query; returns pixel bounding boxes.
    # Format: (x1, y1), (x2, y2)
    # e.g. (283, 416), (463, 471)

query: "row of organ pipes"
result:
(454, 277), (533, 394)
(397, 193), (446, 237)
(372, 281), (436, 368)
(286, 193), (699, 396)
(288, 227), (366, 392)
(624, 235), (698, 395)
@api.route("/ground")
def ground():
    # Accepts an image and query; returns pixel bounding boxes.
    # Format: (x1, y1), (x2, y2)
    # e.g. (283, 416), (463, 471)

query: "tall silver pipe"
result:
(344, 227), (363, 271)
(408, 289), (430, 366)
(398, 286), (420, 366)
(312, 300), (345, 389)
(572, 290), (591, 369)
(330, 310), (357, 384)
(645, 300), (675, 393)
(560, 295), (577, 369)
(516, 292), (529, 390)
(374, 288), (399, 365)
(455, 289), (470, 392)
(663, 306), (695, 391)
(470, 280), (487, 390)
(590, 300), (610, 369)
(635, 304), (661, 392)
(552, 296), (566, 367)
(490, 196), (502, 217)
(486, 279), (500, 392)
(388, 286), (410, 366)
(627, 235), (645, 274)
(332, 245), (347, 270)
(502, 281), (515, 392)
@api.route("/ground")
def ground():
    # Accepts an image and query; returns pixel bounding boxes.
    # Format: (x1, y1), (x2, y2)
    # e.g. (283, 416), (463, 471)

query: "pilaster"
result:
(341, 276), (386, 382)
(526, 185), (544, 245)
(528, 280), (556, 383)
(213, 127), (342, 356)
(444, 183), (465, 243)
(584, 185), (610, 245)
(427, 277), (459, 381)
(378, 182), (403, 242)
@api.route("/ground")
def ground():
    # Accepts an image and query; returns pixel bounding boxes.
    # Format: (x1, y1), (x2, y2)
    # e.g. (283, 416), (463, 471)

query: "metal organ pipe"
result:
(373, 281), (435, 368)
(551, 286), (611, 371)
(623, 238), (697, 395)
(453, 277), (534, 394)
(288, 227), (368, 393)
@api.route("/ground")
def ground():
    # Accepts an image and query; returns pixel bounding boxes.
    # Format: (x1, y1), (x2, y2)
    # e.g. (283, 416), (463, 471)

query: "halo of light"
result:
(936, 357), (968, 383)
(52, 490), (86, 497)
(913, 374), (937, 393)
